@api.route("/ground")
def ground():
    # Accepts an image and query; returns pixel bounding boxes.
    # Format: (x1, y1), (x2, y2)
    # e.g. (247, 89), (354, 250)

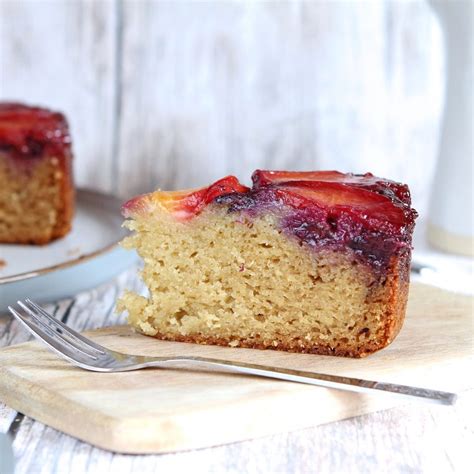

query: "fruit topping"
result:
(123, 169), (417, 273)
(0, 103), (71, 160)
(252, 169), (412, 205)
(217, 170), (417, 272)
(122, 176), (249, 220)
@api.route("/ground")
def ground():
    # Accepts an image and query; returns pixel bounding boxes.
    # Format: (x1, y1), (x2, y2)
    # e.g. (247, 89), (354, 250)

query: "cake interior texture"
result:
(0, 102), (74, 245)
(118, 171), (416, 357)
(120, 208), (406, 357)
(0, 155), (72, 244)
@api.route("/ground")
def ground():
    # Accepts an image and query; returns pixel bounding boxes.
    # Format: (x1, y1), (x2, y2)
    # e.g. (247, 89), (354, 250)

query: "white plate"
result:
(0, 189), (137, 312)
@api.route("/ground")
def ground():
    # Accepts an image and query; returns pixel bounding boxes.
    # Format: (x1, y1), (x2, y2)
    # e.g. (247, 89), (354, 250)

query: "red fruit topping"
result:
(252, 169), (412, 206)
(175, 176), (249, 218)
(216, 170), (417, 273)
(0, 103), (71, 161)
(252, 170), (347, 187)
(250, 170), (414, 229)
(122, 176), (249, 219)
(275, 182), (407, 228)
(123, 169), (417, 274)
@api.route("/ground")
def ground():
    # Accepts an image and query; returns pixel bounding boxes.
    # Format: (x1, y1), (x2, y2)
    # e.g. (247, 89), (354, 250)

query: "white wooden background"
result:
(0, 0), (444, 216)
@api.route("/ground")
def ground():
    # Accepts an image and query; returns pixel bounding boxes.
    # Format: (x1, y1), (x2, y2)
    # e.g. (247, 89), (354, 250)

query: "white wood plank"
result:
(0, 0), (119, 192)
(0, 403), (16, 433)
(116, 1), (443, 217)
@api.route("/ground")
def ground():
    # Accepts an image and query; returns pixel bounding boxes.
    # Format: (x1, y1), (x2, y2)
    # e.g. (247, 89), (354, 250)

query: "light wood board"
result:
(0, 283), (472, 454)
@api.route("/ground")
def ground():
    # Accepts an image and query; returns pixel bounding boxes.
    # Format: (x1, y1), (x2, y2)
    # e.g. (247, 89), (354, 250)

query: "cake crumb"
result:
(118, 206), (406, 357)
(0, 259), (6, 269)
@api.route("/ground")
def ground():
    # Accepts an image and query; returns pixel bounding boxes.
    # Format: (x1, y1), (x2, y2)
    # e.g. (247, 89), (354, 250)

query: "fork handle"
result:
(149, 356), (456, 405)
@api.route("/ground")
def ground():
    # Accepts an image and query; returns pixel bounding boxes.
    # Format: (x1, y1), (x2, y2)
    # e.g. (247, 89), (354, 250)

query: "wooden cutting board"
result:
(0, 283), (472, 454)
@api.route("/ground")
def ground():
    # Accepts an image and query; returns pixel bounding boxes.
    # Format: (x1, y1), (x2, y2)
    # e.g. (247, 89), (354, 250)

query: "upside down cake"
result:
(0, 102), (74, 244)
(118, 170), (417, 358)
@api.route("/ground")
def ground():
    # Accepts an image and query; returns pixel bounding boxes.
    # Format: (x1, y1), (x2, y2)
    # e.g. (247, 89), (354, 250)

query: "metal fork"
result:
(8, 300), (456, 405)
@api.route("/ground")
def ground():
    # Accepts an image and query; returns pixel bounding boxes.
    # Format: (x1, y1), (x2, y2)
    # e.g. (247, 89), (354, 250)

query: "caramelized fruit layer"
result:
(123, 170), (417, 274)
(0, 102), (71, 162)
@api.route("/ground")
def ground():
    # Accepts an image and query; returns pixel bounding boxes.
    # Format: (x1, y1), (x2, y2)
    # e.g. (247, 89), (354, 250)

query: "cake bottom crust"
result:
(119, 208), (410, 358)
(140, 330), (390, 358)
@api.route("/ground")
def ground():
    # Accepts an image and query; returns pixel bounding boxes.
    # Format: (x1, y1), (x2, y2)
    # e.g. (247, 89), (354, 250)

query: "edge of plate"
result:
(0, 188), (127, 284)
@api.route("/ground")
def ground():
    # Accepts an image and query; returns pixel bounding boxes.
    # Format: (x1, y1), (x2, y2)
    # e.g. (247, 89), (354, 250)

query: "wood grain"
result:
(0, 1), (444, 216)
(0, 0), (119, 192)
(115, 0), (443, 217)
(0, 283), (472, 454)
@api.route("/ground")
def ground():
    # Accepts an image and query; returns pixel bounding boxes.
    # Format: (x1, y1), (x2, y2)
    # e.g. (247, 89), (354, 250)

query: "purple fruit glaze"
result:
(215, 179), (417, 277)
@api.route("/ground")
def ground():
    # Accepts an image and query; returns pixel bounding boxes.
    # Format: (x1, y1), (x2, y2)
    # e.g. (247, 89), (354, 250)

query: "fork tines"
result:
(8, 300), (105, 367)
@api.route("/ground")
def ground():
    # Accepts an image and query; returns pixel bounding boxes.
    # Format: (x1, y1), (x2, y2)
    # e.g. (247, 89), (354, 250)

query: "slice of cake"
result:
(0, 102), (74, 245)
(118, 171), (417, 357)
